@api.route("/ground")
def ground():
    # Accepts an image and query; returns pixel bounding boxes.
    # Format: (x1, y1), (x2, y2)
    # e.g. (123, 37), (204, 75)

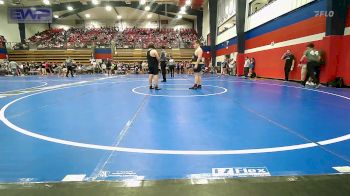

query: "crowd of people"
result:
(1, 34), (327, 89)
(0, 58), (197, 77)
(29, 29), (66, 49)
(9, 27), (198, 50)
(281, 43), (325, 88)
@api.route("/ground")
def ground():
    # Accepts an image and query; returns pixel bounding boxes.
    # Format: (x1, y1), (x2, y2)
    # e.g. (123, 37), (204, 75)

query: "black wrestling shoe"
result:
(197, 85), (202, 89)
(149, 86), (154, 89)
(189, 84), (198, 90)
(155, 86), (161, 90)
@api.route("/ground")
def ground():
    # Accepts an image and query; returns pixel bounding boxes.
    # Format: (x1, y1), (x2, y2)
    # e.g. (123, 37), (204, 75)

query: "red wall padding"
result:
(246, 40), (324, 81)
(338, 35), (350, 85)
(0, 54), (6, 59)
(246, 35), (349, 85)
(216, 44), (237, 56)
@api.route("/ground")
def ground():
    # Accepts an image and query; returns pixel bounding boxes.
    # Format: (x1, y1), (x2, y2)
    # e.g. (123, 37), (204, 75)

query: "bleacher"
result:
(7, 48), (195, 65)
(8, 49), (92, 65)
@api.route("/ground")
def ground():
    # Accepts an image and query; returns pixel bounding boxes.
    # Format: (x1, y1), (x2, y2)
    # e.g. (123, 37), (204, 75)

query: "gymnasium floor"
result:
(1, 74), (350, 185)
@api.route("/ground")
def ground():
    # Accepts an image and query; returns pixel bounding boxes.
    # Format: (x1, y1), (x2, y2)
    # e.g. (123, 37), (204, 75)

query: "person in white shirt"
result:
(168, 56), (175, 78)
(9, 61), (19, 76)
(141, 61), (148, 74)
(243, 57), (251, 78)
(229, 59), (236, 76)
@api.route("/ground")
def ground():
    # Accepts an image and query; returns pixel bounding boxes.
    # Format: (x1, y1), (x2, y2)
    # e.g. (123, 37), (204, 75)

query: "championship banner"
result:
(8, 7), (52, 24)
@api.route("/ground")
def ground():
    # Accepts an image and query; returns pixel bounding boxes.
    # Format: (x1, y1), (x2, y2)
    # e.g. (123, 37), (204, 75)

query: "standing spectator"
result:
(187, 61), (193, 75)
(9, 61), (19, 76)
(298, 55), (308, 82)
(180, 62), (185, 74)
(106, 59), (112, 76)
(176, 63), (180, 74)
(243, 57), (250, 78)
(249, 58), (256, 78)
(141, 61), (148, 74)
(23, 62), (30, 75)
(160, 46), (167, 82)
(229, 58), (237, 76)
(18, 62), (24, 76)
(41, 62), (46, 75)
(101, 61), (106, 74)
(301, 43), (321, 88)
(281, 50), (295, 81)
(221, 58), (228, 75)
(45, 62), (52, 76)
(314, 50), (325, 82)
(91, 59), (97, 74)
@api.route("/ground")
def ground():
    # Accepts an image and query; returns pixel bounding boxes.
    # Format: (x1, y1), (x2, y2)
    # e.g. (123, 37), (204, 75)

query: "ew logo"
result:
(8, 7), (52, 23)
(212, 167), (271, 177)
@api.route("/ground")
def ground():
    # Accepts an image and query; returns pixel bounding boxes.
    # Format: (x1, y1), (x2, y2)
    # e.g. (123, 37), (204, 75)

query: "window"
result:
(217, 0), (236, 27)
(248, 0), (277, 16)
(217, 16), (236, 35)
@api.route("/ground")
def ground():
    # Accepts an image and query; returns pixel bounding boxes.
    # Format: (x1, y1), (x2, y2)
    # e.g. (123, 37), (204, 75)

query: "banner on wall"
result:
(8, 7), (52, 24)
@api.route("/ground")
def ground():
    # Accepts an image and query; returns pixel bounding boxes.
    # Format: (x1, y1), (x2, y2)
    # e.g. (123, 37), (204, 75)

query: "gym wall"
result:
(208, 0), (350, 85)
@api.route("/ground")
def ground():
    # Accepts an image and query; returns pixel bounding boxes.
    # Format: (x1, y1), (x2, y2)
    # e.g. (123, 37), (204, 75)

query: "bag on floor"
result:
(250, 72), (257, 78)
(328, 77), (344, 88)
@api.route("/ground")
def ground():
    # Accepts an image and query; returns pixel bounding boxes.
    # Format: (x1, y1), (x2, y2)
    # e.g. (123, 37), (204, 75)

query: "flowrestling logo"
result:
(212, 167), (271, 177)
(8, 7), (52, 23)
(314, 11), (334, 18)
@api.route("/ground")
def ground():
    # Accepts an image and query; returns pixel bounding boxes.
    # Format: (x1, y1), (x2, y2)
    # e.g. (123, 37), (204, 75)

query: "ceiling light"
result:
(140, 0), (146, 5)
(85, 14), (91, 18)
(177, 15), (182, 19)
(105, 5), (112, 11)
(117, 15), (122, 19)
(92, 0), (100, 5)
(186, 0), (191, 6)
(147, 13), (152, 19)
(145, 5), (150, 11)
(67, 6), (73, 11)
(0, 0), (4, 5)
(179, 10), (186, 14)
(43, 0), (50, 5)
(54, 15), (59, 19)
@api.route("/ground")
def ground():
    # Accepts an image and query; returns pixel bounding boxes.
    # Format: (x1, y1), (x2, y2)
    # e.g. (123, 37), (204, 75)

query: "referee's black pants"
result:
(66, 66), (74, 77)
(160, 61), (167, 81)
(284, 64), (292, 81)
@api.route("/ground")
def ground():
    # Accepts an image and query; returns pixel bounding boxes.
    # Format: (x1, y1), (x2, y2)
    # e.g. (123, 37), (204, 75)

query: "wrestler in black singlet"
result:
(147, 49), (159, 75)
